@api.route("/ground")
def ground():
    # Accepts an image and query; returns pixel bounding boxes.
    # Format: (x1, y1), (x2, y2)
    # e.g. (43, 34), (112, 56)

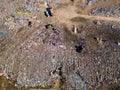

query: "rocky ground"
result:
(91, 6), (120, 18)
(0, 0), (120, 90)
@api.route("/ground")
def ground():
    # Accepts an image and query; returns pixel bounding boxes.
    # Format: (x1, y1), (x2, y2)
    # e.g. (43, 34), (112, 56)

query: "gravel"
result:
(91, 6), (120, 18)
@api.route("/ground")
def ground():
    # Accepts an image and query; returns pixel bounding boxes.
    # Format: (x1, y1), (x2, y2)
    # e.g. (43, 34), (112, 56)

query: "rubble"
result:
(91, 6), (120, 18)
(0, 0), (120, 90)
(68, 71), (89, 90)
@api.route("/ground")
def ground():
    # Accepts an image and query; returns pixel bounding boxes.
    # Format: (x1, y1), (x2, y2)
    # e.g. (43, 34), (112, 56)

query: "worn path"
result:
(52, 0), (120, 28)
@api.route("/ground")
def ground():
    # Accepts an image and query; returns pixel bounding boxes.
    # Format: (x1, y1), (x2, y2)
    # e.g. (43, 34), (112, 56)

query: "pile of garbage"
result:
(87, 0), (105, 3)
(0, 0), (61, 30)
(91, 6), (120, 18)
(0, 0), (120, 90)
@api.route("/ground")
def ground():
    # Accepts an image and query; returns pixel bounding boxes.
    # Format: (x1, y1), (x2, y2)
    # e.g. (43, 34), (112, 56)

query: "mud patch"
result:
(71, 17), (88, 23)
(0, 75), (19, 90)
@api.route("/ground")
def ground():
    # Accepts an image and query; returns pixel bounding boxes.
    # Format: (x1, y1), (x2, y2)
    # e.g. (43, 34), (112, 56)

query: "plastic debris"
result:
(45, 24), (56, 30)
(37, 2), (45, 8)
(44, 8), (52, 17)
(72, 25), (78, 34)
(16, 11), (24, 16)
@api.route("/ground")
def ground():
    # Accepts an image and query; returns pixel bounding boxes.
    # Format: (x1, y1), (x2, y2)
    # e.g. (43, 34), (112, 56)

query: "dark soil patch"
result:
(71, 17), (88, 23)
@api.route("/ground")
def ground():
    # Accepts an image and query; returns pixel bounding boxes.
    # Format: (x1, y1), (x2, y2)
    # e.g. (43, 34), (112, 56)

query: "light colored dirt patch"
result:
(51, 0), (120, 30)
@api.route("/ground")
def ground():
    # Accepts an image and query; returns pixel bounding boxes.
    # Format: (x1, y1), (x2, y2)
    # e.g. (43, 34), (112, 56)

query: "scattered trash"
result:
(72, 25), (78, 34)
(93, 37), (97, 41)
(69, 71), (89, 90)
(87, 0), (93, 5)
(115, 41), (120, 46)
(93, 36), (103, 47)
(97, 36), (103, 47)
(27, 19), (32, 27)
(75, 45), (83, 53)
(0, 31), (7, 38)
(118, 42), (120, 46)
(16, 11), (24, 16)
(45, 24), (56, 31)
(44, 8), (52, 17)
(0, 64), (4, 74)
(50, 65), (62, 78)
(91, 6), (120, 18)
(37, 2), (45, 8)
(1, 1), (120, 89)
(51, 39), (60, 46)
(44, 1), (48, 8)
(93, 20), (101, 25)
(58, 45), (66, 49)
(70, 0), (74, 2)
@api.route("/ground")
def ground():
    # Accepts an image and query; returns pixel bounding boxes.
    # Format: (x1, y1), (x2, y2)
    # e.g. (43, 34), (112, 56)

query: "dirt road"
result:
(52, 0), (120, 27)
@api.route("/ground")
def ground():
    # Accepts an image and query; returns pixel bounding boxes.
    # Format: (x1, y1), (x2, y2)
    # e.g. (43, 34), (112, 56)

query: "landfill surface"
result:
(0, 0), (120, 90)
